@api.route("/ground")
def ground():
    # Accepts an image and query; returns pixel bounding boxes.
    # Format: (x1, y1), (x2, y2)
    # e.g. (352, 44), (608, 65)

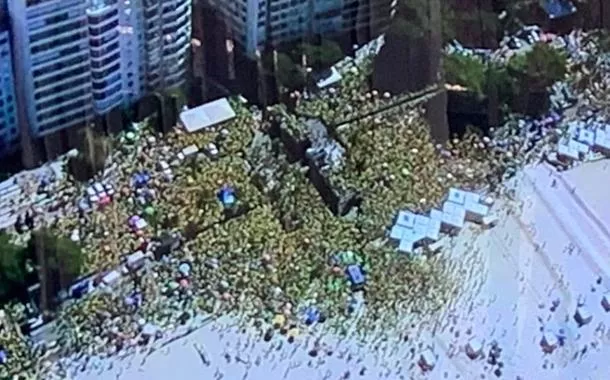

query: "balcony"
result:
(162, 12), (190, 35)
(89, 19), (119, 38)
(162, 1), (190, 20)
(34, 60), (89, 87)
(91, 63), (121, 80)
(35, 77), (90, 104)
(37, 96), (91, 122)
(30, 27), (88, 54)
(89, 30), (120, 48)
(91, 51), (121, 71)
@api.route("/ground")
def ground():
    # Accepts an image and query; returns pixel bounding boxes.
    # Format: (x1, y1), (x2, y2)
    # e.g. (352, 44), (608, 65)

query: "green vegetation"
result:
(444, 54), (489, 95)
(508, 43), (567, 89)
(444, 43), (567, 115)
(0, 234), (30, 301)
(0, 230), (83, 309)
(265, 39), (344, 91)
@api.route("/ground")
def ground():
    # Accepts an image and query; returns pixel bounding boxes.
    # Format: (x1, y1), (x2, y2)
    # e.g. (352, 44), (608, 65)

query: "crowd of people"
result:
(0, 27), (607, 380)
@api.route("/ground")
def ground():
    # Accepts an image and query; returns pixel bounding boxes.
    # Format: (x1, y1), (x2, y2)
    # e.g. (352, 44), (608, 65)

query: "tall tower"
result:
(9, 0), (93, 138)
(0, 2), (18, 157)
(138, 0), (192, 92)
(88, 0), (124, 114)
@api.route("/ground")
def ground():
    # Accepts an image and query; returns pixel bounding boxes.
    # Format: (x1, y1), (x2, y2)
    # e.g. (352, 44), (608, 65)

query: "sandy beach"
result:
(62, 159), (610, 380)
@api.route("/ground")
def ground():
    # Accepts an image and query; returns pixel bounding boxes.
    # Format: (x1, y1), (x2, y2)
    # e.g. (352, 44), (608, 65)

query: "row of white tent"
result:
(389, 188), (498, 255)
(556, 121), (610, 162)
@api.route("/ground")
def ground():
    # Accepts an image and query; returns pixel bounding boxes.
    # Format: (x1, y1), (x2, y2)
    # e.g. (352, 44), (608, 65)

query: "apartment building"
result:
(10, 0), (94, 138)
(88, 0), (125, 114)
(7, 0), (191, 156)
(0, 8), (18, 156)
(140, 0), (192, 91)
(205, 0), (395, 58)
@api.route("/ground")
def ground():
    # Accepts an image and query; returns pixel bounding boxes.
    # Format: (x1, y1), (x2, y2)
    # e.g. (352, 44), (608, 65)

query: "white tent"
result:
(102, 270), (121, 286)
(465, 338), (483, 359)
(419, 348), (436, 370)
(180, 98), (236, 133)
(575, 306), (593, 326)
(126, 250), (147, 270)
(541, 331), (558, 353)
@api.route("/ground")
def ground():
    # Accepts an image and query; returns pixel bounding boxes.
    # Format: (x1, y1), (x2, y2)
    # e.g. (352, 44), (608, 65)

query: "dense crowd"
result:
(0, 27), (608, 380)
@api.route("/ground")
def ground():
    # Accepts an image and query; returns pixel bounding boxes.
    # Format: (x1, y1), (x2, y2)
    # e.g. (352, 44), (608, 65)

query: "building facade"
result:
(10, 0), (94, 138)
(205, 0), (395, 58)
(0, 10), (18, 156)
(7, 0), (191, 156)
(139, 0), (191, 92)
(88, 0), (124, 114)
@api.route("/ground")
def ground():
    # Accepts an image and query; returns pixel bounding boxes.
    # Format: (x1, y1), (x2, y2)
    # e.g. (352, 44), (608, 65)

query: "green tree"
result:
(27, 229), (83, 311)
(0, 234), (29, 301)
(443, 54), (488, 95)
(508, 43), (567, 89)
(293, 40), (343, 71)
(264, 51), (306, 91)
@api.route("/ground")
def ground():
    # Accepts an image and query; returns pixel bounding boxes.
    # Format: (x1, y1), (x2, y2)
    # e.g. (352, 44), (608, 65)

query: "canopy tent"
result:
(180, 98), (236, 133)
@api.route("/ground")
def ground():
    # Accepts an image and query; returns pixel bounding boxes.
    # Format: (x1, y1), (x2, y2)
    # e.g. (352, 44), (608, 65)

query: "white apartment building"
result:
(8, 0), (191, 142)
(10, 0), (94, 137)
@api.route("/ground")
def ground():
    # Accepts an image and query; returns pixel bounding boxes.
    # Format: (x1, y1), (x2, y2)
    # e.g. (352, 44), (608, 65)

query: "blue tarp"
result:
(217, 186), (236, 207)
(543, 0), (576, 19)
(346, 264), (365, 286)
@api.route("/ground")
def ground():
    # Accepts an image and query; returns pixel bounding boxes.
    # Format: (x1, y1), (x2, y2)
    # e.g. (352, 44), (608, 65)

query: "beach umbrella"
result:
(144, 206), (155, 217)
(179, 262), (191, 276)
(272, 314), (286, 328)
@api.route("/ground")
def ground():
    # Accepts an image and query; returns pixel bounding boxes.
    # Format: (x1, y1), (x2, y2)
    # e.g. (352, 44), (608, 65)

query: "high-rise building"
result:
(88, 0), (125, 114)
(0, 5), (18, 156)
(10, 0), (94, 138)
(205, 0), (394, 58)
(6, 0), (192, 160)
(137, 0), (192, 92)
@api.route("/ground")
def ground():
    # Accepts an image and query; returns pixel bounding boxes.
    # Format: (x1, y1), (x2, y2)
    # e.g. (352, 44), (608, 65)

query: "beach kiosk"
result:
(418, 348), (436, 371)
(574, 306), (593, 326)
(465, 338), (483, 360)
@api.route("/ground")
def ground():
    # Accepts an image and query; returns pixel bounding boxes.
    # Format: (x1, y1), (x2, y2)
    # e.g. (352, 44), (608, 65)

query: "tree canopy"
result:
(444, 54), (488, 94)
(68, 128), (111, 182)
(264, 39), (343, 91)
(508, 43), (567, 89)
(292, 40), (343, 71)
(0, 234), (29, 301)
(27, 229), (83, 284)
(0, 230), (84, 308)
